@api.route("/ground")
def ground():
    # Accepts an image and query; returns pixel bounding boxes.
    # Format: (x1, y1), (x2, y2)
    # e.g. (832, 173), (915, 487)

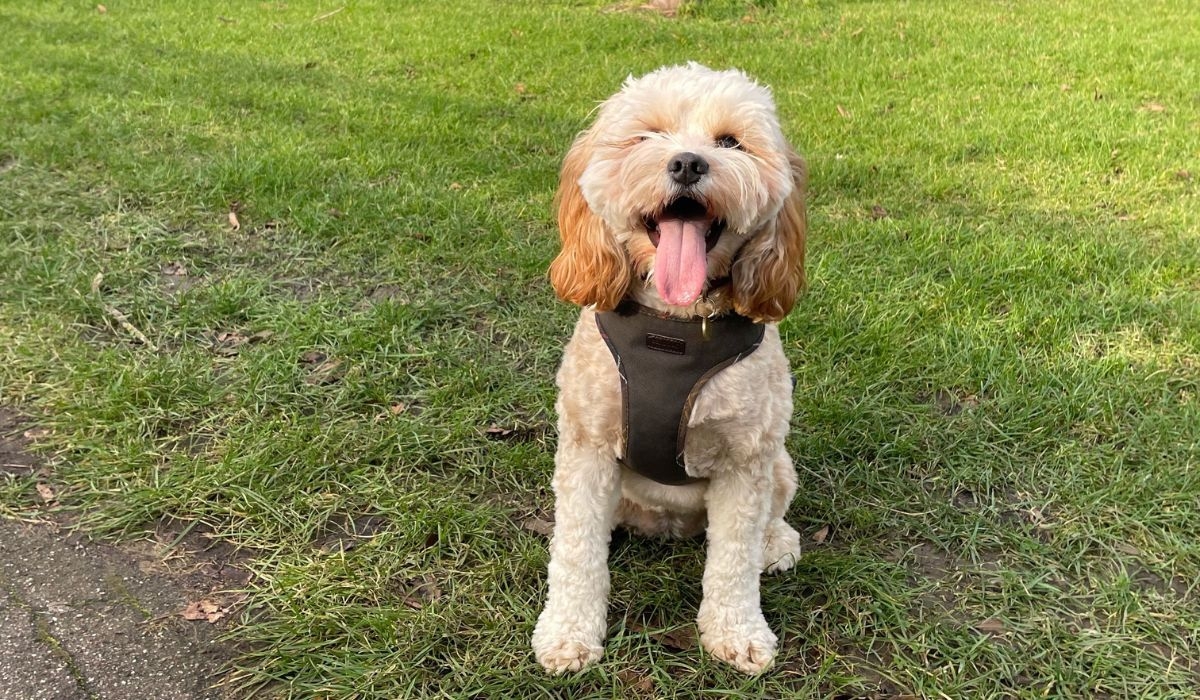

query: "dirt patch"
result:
(918, 388), (983, 417)
(312, 513), (391, 555)
(1130, 565), (1194, 601)
(0, 406), (39, 477)
(353, 283), (410, 309)
(137, 516), (258, 594)
(160, 260), (205, 295)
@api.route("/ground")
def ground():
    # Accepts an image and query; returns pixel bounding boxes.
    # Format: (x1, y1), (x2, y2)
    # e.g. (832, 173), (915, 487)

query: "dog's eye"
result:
(715, 134), (741, 149)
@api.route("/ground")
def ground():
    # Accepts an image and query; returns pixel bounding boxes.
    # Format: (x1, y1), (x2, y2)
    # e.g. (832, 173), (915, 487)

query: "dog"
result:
(532, 63), (807, 675)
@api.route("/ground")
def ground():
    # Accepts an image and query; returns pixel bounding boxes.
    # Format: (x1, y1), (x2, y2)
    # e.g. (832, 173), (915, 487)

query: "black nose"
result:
(667, 152), (709, 186)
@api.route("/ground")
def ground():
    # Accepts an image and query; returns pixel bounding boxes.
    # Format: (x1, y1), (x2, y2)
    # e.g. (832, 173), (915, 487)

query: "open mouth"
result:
(643, 197), (726, 252)
(641, 197), (726, 306)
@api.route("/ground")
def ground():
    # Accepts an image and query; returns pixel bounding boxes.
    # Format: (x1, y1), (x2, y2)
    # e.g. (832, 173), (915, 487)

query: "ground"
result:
(1, 408), (240, 700)
(1, 1), (1198, 698)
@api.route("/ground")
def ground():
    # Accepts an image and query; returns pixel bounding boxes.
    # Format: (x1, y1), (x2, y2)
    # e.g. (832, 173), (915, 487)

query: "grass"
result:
(1, 0), (1198, 697)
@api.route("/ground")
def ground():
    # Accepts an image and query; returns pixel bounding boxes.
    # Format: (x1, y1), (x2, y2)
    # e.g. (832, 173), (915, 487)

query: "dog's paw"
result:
(761, 519), (801, 574)
(698, 613), (778, 674)
(533, 636), (603, 674)
(532, 608), (604, 674)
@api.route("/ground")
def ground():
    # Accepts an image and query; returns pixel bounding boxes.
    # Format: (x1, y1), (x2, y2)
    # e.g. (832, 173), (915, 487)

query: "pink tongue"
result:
(653, 218), (709, 306)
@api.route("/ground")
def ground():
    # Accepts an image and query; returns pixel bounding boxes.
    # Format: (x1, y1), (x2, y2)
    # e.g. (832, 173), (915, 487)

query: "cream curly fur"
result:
(533, 63), (807, 675)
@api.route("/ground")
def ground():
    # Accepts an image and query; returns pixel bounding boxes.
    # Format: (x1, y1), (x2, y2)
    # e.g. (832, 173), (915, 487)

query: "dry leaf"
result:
(1142, 102), (1165, 113)
(629, 619), (698, 651)
(96, 4), (107, 13)
(1115, 542), (1142, 556)
(212, 331), (249, 356)
(485, 425), (517, 440)
(36, 483), (57, 503)
(1024, 505), (1049, 527)
(836, 105), (852, 119)
(975, 618), (1005, 634)
(228, 211), (241, 230)
(182, 599), (226, 623)
(299, 350), (345, 385)
(617, 669), (655, 694)
(374, 403), (408, 422)
(214, 329), (272, 350)
(811, 524), (830, 544)
(521, 517), (555, 537)
(656, 626), (697, 651)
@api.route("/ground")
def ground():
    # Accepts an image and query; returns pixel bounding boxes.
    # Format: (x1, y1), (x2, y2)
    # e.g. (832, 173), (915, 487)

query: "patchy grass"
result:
(2, 1), (1198, 698)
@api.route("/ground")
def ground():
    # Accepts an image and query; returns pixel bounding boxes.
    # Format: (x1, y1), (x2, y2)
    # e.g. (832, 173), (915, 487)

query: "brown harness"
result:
(595, 301), (765, 485)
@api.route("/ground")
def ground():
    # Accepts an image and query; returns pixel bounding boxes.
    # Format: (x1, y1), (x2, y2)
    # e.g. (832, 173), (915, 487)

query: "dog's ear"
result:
(731, 149), (807, 323)
(548, 130), (630, 310)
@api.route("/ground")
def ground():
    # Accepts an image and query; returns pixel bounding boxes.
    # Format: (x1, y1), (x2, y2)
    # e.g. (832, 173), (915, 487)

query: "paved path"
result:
(1, 408), (235, 700)
(0, 519), (234, 700)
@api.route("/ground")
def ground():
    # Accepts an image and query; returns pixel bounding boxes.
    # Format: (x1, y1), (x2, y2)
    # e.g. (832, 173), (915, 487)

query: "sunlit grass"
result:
(1, 1), (1198, 697)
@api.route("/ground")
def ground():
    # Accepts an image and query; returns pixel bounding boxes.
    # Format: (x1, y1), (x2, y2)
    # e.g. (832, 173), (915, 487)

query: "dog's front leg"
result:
(532, 442), (620, 674)
(697, 461), (777, 673)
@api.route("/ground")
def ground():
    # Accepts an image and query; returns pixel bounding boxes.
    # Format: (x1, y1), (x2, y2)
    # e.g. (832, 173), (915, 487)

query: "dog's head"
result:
(549, 63), (806, 322)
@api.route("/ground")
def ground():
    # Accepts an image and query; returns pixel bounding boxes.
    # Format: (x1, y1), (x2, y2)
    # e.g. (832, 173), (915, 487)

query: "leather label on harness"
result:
(646, 333), (686, 355)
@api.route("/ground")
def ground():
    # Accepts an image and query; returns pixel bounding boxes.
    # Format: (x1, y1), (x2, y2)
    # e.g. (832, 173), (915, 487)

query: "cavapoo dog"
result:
(533, 63), (807, 674)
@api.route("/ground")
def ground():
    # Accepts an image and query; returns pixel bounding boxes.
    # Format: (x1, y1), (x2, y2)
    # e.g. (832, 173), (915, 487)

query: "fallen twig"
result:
(90, 272), (158, 351)
(312, 6), (345, 22)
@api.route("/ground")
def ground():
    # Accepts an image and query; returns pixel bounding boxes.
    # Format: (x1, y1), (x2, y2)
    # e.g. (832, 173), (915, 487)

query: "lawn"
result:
(1, 0), (1198, 697)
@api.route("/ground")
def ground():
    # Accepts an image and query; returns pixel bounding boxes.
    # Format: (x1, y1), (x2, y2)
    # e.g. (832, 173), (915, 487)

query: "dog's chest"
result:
(594, 302), (765, 485)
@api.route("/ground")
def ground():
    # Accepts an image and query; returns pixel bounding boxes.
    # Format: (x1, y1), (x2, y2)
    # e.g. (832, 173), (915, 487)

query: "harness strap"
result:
(595, 301), (765, 485)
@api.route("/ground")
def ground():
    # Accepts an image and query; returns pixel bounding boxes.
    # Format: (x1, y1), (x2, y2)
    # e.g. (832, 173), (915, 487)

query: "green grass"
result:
(2, 0), (1199, 697)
